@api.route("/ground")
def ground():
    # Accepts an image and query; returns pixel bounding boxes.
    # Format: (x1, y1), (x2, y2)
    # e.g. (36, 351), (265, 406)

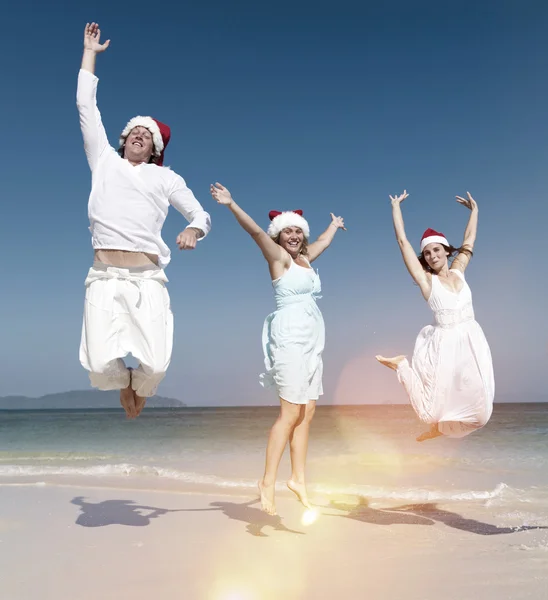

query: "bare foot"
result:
(375, 355), (406, 371)
(416, 424), (443, 442)
(134, 392), (147, 417)
(258, 480), (276, 515)
(120, 385), (136, 419)
(287, 480), (312, 510)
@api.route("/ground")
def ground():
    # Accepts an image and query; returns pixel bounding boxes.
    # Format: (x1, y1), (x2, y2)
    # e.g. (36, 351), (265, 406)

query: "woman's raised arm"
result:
(390, 191), (430, 298)
(210, 183), (288, 271)
(451, 192), (478, 273)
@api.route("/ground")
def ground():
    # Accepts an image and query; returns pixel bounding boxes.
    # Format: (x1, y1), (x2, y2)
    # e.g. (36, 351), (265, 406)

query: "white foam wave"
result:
(516, 541), (548, 552)
(311, 481), (511, 502)
(0, 453), (115, 462)
(0, 464), (540, 504)
(0, 463), (200, 479)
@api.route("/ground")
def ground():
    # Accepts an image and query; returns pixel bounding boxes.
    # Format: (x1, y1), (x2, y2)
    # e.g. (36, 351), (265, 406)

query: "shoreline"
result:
(0, 473), (544, 514)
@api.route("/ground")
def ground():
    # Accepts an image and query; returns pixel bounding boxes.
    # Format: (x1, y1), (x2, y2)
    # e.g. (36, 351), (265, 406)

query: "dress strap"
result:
(292, 255), (312, 268)
(449, 268), (465, 280)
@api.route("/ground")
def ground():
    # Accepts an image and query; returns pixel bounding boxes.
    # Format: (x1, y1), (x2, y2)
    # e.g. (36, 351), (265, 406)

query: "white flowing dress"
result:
(397, 269), (494, 437)
(260, 259), (325, 404)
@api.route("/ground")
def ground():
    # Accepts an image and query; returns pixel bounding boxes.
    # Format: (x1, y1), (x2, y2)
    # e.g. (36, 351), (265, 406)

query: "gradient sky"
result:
(1, 0), (547, 404)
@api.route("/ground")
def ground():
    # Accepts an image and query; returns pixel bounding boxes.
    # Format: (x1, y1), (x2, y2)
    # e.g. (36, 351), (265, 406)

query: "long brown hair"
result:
(418, 244), (473, 273)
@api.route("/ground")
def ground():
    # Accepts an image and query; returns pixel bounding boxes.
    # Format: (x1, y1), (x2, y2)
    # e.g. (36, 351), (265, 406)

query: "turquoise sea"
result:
(1, 404), (547, 519)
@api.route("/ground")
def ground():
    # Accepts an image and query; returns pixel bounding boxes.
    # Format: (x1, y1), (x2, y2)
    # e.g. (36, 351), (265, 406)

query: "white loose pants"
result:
(79, 263), (173, 397)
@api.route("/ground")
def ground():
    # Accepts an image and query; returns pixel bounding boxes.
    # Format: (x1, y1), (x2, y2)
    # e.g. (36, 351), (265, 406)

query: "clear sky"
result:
(1, 0), (547, 404)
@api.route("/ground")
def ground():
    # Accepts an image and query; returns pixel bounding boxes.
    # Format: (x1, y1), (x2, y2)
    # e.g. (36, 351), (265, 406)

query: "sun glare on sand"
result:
(217, 591), (254, 600)
(300, 508), (320, 526)
(207, 516), (308, 599)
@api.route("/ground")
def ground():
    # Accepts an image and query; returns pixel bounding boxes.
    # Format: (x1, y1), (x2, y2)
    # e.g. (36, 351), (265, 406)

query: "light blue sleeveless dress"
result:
(260, 259), (325, 404)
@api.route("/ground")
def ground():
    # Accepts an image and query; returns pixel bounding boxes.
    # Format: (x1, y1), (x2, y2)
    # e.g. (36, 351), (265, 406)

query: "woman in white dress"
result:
(376, 191), (494, 441)
(210, 182), (345, 514)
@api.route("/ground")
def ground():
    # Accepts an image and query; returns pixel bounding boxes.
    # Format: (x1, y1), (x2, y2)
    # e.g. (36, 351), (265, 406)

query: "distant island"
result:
(0, 390), (186, 410)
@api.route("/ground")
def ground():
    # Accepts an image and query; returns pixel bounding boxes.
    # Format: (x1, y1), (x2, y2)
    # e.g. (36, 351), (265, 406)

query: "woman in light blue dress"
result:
(211, 182), (346, 515)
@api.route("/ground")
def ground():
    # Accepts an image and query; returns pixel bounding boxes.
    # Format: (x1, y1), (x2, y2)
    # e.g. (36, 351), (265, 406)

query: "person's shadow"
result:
(328, 497), (547, 536)
(327, 497), (436, 526)
(389, 503), (548, 536)
(71, 496), (183, 527)
(178, 499), (305, 537)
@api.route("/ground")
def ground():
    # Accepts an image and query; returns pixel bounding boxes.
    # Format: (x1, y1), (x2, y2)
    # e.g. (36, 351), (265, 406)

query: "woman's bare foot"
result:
(258, 480), (276, 515)
(120, 385), (136, 419)
(134, 392), (147, 417)
(416, 423), (443, 442)
(375, 355), (406, 371)
(287, 480), (312, 510)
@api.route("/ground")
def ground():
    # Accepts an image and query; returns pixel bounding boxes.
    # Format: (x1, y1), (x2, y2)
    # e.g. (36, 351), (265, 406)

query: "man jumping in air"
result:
(77, 22), (211, 418)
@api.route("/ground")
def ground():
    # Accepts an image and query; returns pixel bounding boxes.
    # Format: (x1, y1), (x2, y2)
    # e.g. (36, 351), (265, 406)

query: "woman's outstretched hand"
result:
(330, 213), (347, 231)
(390, 190), (409, 205)
(84, 22), (110, 53)
(456, 192), (478, 211)
(210, 182), (234, 206)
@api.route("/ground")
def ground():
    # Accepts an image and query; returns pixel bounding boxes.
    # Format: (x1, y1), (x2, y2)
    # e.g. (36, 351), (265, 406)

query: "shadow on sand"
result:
(178, 499), (305, 537)
(328, 498), (435, 526)
(70, 496), (303, 536)
(390, 503), (548, 535)
(329, 498), (548, 535)
(71, 496), (184, 528)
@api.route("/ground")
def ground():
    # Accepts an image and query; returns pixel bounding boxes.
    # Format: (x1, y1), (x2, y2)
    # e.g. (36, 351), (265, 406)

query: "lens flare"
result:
(217, 591), (254, 600)
(300, 508), (320, 526)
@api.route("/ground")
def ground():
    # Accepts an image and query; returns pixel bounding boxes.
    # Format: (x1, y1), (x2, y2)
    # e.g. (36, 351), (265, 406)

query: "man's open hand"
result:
(84, 22), (110, 53)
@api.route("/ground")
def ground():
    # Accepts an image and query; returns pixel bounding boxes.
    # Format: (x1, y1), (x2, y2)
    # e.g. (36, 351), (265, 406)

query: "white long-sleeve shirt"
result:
(76, 69), (211, 268)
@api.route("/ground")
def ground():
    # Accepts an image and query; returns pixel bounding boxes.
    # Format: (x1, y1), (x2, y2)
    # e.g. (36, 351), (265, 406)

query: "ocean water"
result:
(0, 404), (547, 515)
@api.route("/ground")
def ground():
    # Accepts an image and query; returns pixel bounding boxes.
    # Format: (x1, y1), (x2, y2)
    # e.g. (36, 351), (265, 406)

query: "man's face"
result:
(123, 126), (155, 164)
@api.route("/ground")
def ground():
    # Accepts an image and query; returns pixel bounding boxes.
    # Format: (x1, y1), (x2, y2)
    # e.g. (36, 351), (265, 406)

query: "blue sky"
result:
(1, 0), (547, 404)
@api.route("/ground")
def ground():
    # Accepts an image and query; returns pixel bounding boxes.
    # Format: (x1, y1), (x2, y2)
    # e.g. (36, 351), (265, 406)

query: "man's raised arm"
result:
(77, 22), (111, 171)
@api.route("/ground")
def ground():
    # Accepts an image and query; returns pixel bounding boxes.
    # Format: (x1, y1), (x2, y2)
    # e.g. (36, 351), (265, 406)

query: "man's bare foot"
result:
(375, 355), (406, 371)
(287, 479), (312, 510)
(120, 385), (136, 419)
(134, 392), (147, 417)
(258, 480), (276, 515)
(416, 424), (443, 442)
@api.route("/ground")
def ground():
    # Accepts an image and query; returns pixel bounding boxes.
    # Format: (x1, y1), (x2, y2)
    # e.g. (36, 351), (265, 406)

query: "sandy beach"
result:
(1, 480), (546, 600)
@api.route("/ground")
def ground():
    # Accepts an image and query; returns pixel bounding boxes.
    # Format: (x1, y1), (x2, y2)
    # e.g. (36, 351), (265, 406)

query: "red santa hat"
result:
(267, 210), (310, 239)
(420, 228), (449, 252)
(119, 116), (171, 166)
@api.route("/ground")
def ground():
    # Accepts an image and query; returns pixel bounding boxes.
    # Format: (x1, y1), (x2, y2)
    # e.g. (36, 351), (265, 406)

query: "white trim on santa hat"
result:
(267, 212), (310, 239)
(119, 116), (164, 158)
(420, 234), (449, 251)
